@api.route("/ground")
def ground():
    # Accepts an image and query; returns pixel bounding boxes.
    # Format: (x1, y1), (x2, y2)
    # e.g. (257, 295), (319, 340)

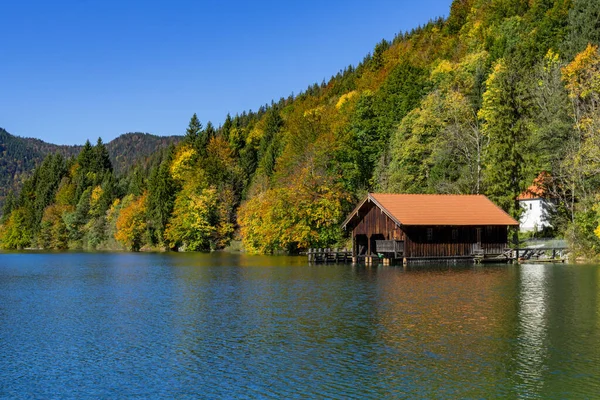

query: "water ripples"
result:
(0, 254), (599, 398)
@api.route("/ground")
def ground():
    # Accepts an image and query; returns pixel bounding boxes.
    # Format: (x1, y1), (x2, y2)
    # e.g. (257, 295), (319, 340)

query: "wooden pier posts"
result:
(306, 248), (352, 264)
(307, 248), (401, 266)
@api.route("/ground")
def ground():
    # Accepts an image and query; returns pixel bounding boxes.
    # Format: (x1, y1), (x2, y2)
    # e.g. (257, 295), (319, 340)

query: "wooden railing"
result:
(375, 240), (404, 254)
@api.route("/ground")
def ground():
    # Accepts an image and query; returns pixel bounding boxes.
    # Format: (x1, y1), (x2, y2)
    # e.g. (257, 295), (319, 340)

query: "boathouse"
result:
(341, 193), (519, 263)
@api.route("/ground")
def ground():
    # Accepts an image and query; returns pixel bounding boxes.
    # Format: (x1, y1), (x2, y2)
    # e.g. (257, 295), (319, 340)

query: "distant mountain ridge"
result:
(0, 128), (182, 206)
(105, 132), (182, 174)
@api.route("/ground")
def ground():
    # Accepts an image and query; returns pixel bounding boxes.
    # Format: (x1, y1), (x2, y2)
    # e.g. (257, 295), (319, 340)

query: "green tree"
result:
(16, 153), (67, 238)
(147, 152), (178, 244)
(164, 184), (218, 251)
(38, 204), (71, 249)
(257, 108), (283, 177)
(564, 0), (600, 59)
(221, 113), (233, 142)
(92, 137), (113, 174)
(185, 113), (203, 145)
(0, 208), (31, 249)
(78, 140), (94, 169)
(347, 63), (428, 191)
(1, 191), (16, 223)
(479, 59), (529, 218)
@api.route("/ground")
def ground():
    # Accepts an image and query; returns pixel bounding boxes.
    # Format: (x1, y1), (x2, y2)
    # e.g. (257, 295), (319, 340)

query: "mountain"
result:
(105, 132), (182, 175)
(0, 128), (181, 207)
(0, 128), (79, 207)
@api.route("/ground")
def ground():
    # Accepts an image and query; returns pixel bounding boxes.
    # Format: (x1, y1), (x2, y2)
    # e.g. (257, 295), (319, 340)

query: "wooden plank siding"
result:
(403, 226), (508, 257)
(404, 241), (507, 258)
(352, 202), (404, 240)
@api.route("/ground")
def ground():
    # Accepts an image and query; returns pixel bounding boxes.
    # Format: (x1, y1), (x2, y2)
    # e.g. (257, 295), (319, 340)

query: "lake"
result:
(1, 253), (599, 398)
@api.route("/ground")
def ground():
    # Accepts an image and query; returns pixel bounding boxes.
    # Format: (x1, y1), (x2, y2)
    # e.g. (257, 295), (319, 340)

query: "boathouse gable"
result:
(350, 200), (404, 240)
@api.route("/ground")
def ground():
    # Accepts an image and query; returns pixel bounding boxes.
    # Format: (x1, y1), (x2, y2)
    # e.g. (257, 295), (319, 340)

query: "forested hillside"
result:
(0, 128), (80, 206)
(106, 133), (182, 175)
(3, 0), (600, 257)
(0, 129), (180, 209)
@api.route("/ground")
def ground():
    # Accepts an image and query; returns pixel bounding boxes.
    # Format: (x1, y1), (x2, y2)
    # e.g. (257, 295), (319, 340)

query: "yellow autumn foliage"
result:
(170, 145), (196, 181)
(238, 161), (350, 254)
(55, 180), (76, 206)
(164, 183), (218, 251)
(562, 44), (600, 101)
(88, 185), (104, 217)
(561, 44), (600, 182)
(114, 193), (148, 251)
(335, 91), (358, 109)
(303, 105), (326, 119)
(246, 124), (264, 147)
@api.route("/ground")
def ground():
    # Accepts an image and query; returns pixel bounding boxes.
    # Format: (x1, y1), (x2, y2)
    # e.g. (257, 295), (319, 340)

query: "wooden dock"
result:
(306, 245), (569, 265)
(306, 248), (352, 263)
(513, 246), (568, 263)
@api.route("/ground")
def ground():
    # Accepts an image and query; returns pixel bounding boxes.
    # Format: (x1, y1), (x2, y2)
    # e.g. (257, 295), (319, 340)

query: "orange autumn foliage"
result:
(114, 193), (148, 251)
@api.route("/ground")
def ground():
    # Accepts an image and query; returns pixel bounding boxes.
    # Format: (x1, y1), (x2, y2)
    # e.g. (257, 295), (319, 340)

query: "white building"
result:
(518, 173), (554, 233)
(519, 197), (553, 232)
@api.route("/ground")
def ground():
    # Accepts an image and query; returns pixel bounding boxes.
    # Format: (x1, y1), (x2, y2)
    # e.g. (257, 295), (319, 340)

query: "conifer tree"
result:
(565, 0), (600, 59)
(185, 113), (202, 145)
(78, 140), (94, 170)
(195, 121), (216, 157)
(93, 137), (112, 174)
(221, 113), (233, 142)
(1, 191), (16, 223)
(258, 109), (283, 177)
(479, 60), (529, 218)
(147, 149), (178, 244)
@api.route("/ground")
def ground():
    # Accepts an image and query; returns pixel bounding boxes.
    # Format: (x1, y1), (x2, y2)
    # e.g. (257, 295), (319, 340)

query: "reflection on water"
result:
(0, 253), (599, 398)
(516, 264), (549, 397)
(373, 265), (520, 398)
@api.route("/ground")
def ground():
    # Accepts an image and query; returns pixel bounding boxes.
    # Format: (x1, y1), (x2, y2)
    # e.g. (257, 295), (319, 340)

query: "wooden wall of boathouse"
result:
(402, 226), (508, 258)
(352, 202), (404, 240)
(350, 202), (510, 258)
(351, 202), (404, 257)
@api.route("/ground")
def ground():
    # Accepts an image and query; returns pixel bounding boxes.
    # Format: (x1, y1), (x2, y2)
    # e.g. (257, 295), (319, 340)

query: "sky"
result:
(1, 0), (452, 145)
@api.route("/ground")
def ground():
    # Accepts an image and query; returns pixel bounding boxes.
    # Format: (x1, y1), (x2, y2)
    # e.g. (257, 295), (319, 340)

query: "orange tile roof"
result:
(367, 193), (519, 226)
(517, 172), (551, 200)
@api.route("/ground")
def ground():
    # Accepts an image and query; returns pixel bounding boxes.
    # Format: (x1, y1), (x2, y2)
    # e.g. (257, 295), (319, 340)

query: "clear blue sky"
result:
(1, 0), (452, 145)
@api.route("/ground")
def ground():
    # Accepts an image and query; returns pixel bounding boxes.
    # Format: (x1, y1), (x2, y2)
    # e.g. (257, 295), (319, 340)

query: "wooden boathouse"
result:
(341, 193), (519, 264)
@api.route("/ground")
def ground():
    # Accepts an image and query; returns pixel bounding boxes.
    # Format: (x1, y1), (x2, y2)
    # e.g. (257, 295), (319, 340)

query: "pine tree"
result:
(196, 121), (216, 157)
(479, 60), (529, 218)
(565, 0), (600, 59)
(185, 113), (202, 145)
(127, 167), (146, 197)
(93, 137), (113, 174)
(78, 140), (94, 170)
(258, 109), (283, 177)
(1, 191), (16, 223)
(147, 150), (178, 244)
(221, 113), (233, 142)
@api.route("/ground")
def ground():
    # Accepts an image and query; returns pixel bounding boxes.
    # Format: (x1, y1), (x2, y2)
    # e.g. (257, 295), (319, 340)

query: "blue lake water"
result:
(1, 252), (599, 398)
